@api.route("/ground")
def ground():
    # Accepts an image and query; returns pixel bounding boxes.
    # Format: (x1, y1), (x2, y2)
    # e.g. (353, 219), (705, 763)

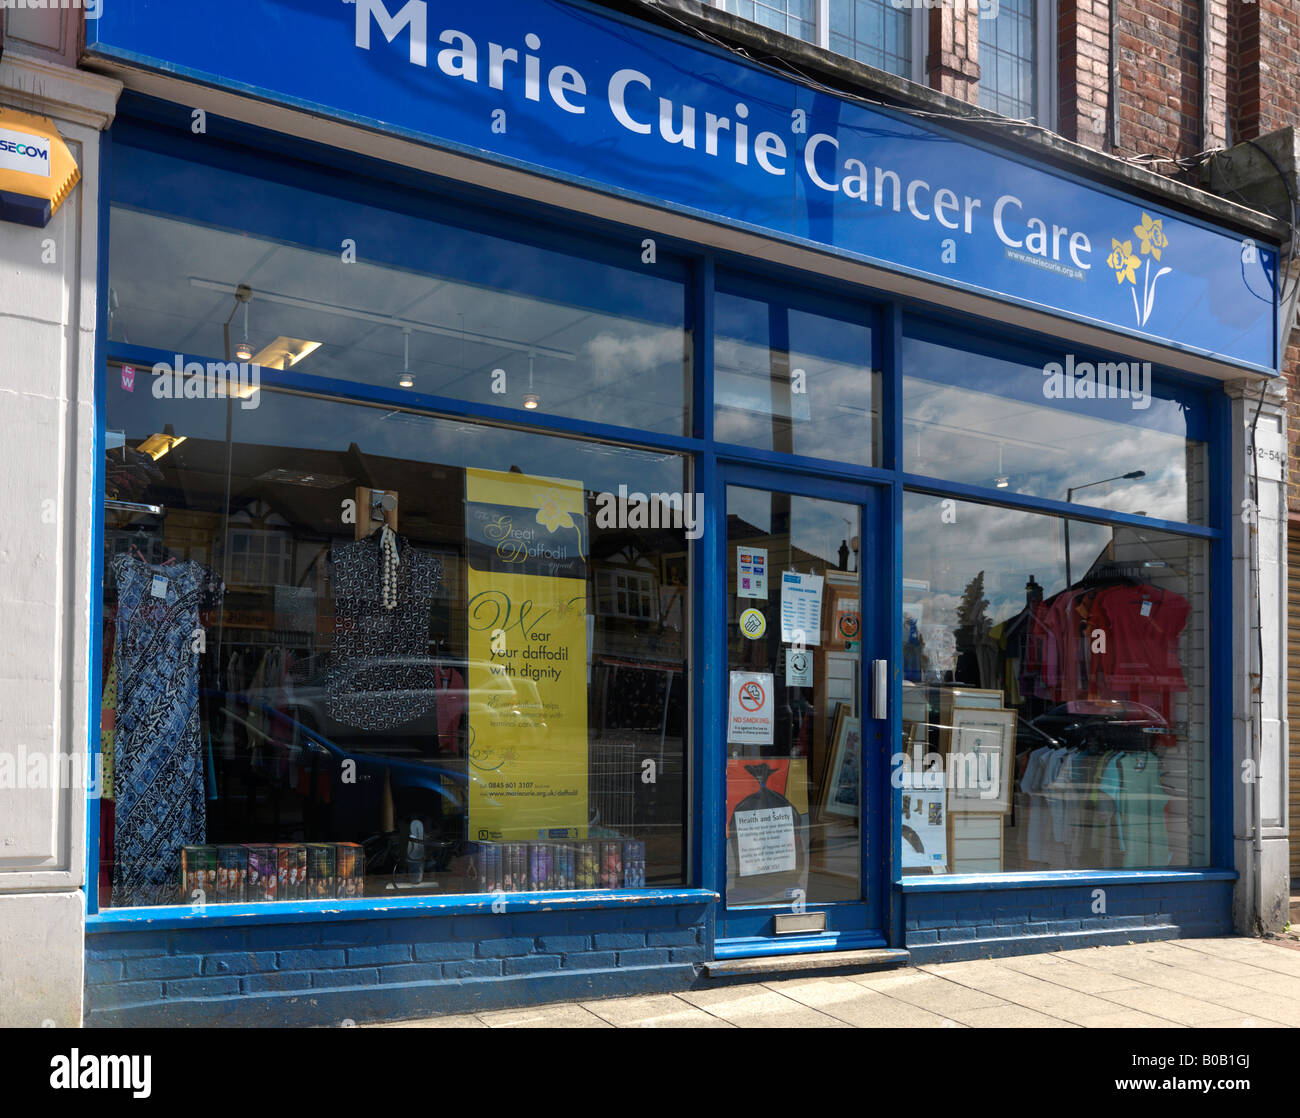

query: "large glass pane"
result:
(715, 281), (880, 465)
(98, 373), (690, 906)
(828, 0), (912, 78)
(108, 144), (691, 437)
(900, 492), (1210, 874)
(725, 0), (817, 43)
(903, 319), (1209, 524)
(725, 486), (863, 905)
(978, 0), (1038, 121)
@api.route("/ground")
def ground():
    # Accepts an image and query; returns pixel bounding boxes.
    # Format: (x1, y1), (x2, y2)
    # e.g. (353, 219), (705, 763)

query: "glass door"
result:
(717, 467), (885, 947)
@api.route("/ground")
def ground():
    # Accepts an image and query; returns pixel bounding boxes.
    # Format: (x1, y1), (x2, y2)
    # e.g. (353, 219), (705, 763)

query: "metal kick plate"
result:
(773, 912), (827, 935)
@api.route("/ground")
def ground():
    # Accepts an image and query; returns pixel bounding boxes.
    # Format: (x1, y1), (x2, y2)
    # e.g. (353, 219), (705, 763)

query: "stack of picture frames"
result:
(937, 687), (1016, 874)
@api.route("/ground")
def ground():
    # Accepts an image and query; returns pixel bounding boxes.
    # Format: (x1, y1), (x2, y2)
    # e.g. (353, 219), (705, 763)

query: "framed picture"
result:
(937, 686), (1005, 754)
(660, 551), (687, 590)
(820, 714), (861, 820)
(946, 707), (1016, 815)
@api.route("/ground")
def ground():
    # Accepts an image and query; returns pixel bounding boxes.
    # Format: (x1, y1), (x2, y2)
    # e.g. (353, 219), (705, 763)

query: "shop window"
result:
(98, 378), (690, 907)
(107, 143), (692, 438)
(900, 493), (1210, 874)
(714, 276), (881, 466)
(902, 317), (1209, 524)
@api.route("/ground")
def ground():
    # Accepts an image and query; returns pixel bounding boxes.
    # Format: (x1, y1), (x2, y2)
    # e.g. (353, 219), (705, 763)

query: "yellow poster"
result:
(465, 468), (589, 841)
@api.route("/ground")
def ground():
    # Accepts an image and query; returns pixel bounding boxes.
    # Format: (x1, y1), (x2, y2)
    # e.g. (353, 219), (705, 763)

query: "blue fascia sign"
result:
(88, 0), (1279, 373)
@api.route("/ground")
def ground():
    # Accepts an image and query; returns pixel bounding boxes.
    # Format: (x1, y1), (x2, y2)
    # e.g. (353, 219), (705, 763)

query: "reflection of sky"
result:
(109, 201), (691, 437)
(904, 377), (1200, 523)
(714, 293), (877, 465)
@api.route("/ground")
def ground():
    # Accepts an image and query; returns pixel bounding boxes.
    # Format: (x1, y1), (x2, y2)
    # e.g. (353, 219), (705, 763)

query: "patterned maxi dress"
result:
(111, 554), (223, 907)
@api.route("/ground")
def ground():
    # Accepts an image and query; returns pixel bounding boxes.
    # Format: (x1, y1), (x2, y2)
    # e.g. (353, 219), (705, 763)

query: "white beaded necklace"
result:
(379, 524), (400, 610)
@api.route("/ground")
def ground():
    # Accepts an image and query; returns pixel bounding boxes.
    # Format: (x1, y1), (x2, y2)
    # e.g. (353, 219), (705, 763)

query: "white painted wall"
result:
(0, 15), (121, 1026)
(1229, 377), (1291, 933)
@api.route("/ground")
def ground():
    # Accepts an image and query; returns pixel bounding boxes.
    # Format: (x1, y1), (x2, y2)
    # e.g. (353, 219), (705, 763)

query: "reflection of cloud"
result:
(905, 378), (1202, 523)
(583, 328), (685, 385)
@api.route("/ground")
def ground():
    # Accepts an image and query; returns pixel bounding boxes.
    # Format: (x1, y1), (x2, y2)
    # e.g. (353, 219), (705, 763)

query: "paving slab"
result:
(1190, 991), (1300, 1027)
(992, 956), (1146, 994)
(946, 1003), (1079, 1028)
(1069, 1008), (1189, 1028)
(1094, 986), (1249, 1027)
(1026, 992), (1138, 1023)
(762, 976), (958, 1027)
(677, 985), (852, 1027)
(1141, 944), (1283, 984)
(368, 1013), (487, 1028)
(939, 972), (1097, 1011)
(477, 1003), (614, 1028)
(581, 994), (734, 1028)
(857, 973), (1006, 1013)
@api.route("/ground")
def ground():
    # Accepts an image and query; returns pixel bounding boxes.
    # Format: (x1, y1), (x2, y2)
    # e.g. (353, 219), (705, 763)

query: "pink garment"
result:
(437, 667), (466, 753)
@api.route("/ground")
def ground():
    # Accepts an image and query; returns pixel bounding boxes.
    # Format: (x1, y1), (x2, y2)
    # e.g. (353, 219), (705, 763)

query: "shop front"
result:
(68, 0), (1282, 1025)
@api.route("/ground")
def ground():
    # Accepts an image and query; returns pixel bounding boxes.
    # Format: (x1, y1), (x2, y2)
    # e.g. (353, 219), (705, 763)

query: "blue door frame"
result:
(712, 462), (890, 956)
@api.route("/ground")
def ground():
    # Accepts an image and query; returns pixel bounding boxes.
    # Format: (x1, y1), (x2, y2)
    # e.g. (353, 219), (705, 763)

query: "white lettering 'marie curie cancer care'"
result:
(350, 0), (1096, 276)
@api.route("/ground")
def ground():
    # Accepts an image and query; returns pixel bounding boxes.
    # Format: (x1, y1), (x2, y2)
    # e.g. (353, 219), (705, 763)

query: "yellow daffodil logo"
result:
(1111, 212), (1173, 327)
(1133, 212), (1169, 261)
(532, 485), (586, 558)
(1106, 239), (1140, 285)
(534, 486), (580, 533)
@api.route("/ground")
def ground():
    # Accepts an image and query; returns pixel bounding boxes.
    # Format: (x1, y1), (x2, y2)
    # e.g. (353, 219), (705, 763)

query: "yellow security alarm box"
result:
(0, 108), (80, 228)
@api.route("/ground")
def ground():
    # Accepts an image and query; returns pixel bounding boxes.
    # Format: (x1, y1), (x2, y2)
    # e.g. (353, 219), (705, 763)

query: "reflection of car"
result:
(1031, 700), (1171, 750)
(218, 691), (487, 865)
(226, 657), (567, 881)
(244, 657), (549, 761)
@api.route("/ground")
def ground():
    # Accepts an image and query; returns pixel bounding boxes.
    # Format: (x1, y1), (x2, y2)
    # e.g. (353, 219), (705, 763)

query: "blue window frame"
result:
(88, 94), (1234, 936)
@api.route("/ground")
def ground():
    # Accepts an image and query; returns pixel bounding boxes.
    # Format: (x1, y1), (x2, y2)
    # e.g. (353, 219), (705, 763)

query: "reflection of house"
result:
(107, 432), (467, 660)
(586, 509), (687, 744)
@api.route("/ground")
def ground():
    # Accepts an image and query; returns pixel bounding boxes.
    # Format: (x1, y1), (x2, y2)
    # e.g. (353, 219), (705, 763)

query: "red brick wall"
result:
(927, 7), (982, 104)
(1058, 0), (1111, 145)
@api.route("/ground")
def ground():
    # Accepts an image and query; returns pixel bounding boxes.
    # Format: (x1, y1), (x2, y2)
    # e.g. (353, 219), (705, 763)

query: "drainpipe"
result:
(1199, 0), (1212, 152)
(1109, 0), (1120, 150)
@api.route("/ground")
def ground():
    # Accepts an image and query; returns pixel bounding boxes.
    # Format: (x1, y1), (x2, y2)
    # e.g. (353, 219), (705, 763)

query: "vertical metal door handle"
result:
(872, 660), (888, 720)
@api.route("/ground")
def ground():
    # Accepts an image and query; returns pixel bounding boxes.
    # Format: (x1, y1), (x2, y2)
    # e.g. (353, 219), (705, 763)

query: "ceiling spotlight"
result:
(522, 350), (540, 411)
(397, 327), (414, 389)
(995, 476), (1009, 488)
(231, 283), (254, 361)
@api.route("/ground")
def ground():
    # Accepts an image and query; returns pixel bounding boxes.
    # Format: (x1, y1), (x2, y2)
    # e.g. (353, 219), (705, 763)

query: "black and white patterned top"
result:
(326, 533), (443, 730)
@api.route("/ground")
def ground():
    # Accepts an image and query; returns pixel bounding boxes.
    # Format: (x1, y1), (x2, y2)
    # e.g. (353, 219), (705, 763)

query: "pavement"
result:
(371, 936), (1300, 1028)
